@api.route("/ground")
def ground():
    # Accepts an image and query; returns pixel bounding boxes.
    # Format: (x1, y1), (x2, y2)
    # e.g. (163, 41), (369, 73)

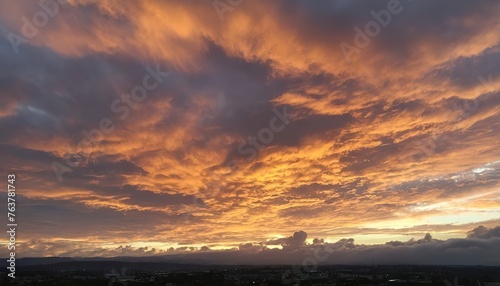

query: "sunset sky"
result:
(0, 0), (499, 264)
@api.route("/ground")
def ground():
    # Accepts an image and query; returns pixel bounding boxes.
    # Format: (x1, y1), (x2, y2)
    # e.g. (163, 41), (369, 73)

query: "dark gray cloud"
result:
(266, 231), (308, 251)
(467, 226), (500, 239)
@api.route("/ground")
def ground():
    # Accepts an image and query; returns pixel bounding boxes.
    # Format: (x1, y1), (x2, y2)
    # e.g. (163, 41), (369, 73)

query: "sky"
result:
(0, 0), (499, 264)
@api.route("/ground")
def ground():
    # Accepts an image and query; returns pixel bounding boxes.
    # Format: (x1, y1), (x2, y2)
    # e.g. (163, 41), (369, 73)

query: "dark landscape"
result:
(2, 258), (500, 286)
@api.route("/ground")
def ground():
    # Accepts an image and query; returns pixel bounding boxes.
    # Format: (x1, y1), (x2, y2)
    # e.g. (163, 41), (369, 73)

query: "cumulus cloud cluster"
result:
(16, 228), (500, 266)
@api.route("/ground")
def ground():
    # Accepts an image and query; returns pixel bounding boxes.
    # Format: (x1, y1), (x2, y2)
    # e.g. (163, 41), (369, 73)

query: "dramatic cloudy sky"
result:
(0, 0), (499, 264)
